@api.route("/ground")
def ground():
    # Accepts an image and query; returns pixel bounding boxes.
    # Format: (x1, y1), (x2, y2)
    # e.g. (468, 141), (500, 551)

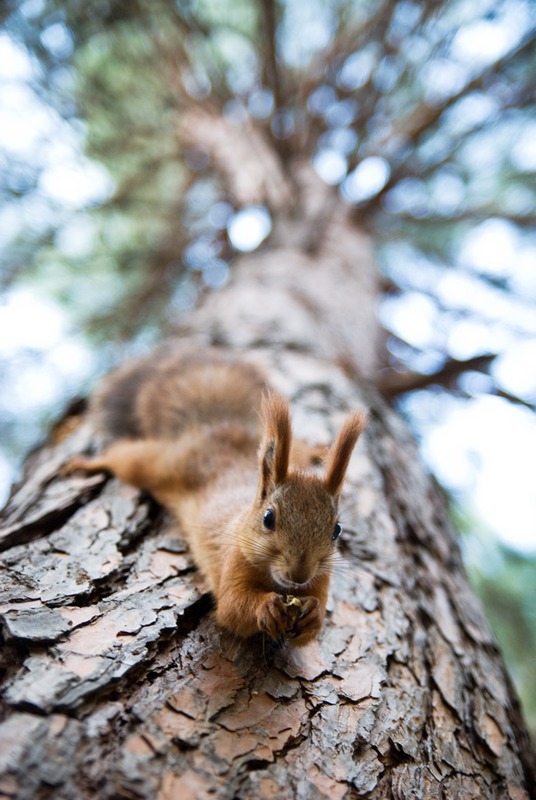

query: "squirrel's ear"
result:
(324, 410), (367, 497)
(258, 393), (291, 498)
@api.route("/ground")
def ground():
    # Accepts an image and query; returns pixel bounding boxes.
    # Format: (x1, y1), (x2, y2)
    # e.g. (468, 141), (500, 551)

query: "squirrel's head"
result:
(242, 393), (367, 589)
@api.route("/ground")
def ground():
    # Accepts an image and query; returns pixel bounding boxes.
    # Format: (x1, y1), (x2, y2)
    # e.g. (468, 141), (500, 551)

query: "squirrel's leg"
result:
(287, 576), (330, 646)
(216, 585), (302, 643)
(62, 439), (181, 495)
(287, 596), (325, 646)
(213, 551), (296, 642)
(214, 549), (330, 645)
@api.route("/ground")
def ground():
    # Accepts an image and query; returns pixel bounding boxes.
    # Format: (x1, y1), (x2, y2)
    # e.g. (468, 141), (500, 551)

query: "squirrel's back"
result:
(92, 348), (269, 441)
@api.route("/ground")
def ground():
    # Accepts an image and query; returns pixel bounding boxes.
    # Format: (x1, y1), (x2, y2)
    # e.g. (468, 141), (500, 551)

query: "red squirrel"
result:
(64, 349), (367, 646)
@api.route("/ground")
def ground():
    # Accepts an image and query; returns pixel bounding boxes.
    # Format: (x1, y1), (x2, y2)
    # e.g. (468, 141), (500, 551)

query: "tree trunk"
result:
(1, 165), (535, 800)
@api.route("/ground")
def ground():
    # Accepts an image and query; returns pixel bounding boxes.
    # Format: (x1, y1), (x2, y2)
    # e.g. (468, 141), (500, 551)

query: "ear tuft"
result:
(324, 409), (368, 496)
(258, 393), (291, 497)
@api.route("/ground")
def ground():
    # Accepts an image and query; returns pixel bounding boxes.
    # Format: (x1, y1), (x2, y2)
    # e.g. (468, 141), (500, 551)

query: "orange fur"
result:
(324, 410), (368, 496)
(63, 349), (367, 646)
(259, 392), (291, 497)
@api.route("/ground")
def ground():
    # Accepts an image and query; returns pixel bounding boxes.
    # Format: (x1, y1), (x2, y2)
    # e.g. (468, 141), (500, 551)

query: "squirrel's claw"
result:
(257, 593), (298, 642)
(257, 592), (322, 646)
(287, 596), (322, 646)
(60, 456), (105, 477)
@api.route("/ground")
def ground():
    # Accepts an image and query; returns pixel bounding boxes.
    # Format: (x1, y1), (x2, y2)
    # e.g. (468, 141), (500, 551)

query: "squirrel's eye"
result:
(263, 508), (276, 531)
(332, 522), (342, 541)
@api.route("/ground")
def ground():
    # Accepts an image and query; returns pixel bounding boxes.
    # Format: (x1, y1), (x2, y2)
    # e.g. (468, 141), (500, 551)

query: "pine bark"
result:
(1, 167), (535, 800)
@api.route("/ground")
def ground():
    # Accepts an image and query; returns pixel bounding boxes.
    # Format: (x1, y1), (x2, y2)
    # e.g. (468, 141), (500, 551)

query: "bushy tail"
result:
(92, 348), (268, 442)
(92, 358), (156, 440)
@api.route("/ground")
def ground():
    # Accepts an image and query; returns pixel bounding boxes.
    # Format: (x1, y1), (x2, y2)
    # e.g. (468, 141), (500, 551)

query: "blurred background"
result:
(0, 0), (534, 735)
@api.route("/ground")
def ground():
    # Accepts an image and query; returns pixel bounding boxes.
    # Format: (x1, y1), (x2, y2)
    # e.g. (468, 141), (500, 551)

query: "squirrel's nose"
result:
(288, 563), (313, 585)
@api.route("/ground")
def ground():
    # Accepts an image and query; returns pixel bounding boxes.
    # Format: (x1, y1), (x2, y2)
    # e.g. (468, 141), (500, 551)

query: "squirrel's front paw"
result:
(257, 593), (298, 643)
(288, 596), (322, 646)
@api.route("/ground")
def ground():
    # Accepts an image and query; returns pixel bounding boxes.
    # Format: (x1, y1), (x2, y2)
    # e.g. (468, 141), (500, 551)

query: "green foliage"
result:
(453, 502), (536, 740)
(471, 544), (536, 739)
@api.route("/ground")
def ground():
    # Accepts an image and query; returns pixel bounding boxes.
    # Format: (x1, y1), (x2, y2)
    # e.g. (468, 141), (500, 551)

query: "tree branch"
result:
(351, 26), (536, 214)
(260, 0), (284, 113)
(389, 27), (536, 146)
(391, 211), (536, 229)
(377, 354), (497, 397)
(378, 352), (535, 409)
